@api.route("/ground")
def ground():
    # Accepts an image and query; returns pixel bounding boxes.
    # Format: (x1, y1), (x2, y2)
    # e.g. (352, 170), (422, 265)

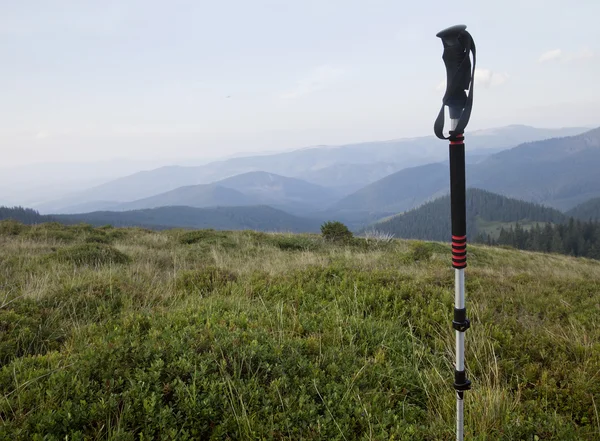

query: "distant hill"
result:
(56, 205), (322, 232)
(115, 185), (255, 212)
(566, 197), (600, 221)
(215, 172), (338, 211)
(298, 162), (404, 194)
(369, 189), (567, 241)
(110, 172), (336, 215)
(332, 127), (600, 219)
(35, 125), (589, 213)
(469, 127), (600, 210)
(330, 162), (449, 215)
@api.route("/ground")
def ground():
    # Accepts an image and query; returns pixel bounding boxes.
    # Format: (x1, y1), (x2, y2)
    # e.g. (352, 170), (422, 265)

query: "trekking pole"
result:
(433, 24), (476, 441)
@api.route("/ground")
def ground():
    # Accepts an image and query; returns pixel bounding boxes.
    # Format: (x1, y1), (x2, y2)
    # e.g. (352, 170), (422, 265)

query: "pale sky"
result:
(1, 0), (599, 166)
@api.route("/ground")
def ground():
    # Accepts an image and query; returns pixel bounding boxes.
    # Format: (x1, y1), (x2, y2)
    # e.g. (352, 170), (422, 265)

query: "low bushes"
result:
(48, 243), (131, 266)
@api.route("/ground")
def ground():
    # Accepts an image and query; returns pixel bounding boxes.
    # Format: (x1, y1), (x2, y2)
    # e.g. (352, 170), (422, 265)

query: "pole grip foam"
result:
(449, 133), (467, 268)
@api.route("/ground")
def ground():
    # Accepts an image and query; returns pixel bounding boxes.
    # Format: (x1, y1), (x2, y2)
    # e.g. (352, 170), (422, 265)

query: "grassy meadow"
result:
(1, 220), (600, 440)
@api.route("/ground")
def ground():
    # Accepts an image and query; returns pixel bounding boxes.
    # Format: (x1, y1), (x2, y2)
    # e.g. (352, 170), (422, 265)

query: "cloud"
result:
(475, 69), (509, 87)
(538, 48), (595, 63)
(280, 65), (345, 99)
(436, 68), (508, 91)
(538, 49), (563, 63)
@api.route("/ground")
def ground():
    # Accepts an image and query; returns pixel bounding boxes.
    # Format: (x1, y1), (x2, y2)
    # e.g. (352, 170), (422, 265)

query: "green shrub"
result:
(321, 221), (353, 243)
(84, 234), (110, 244)
(45, 279), (126, 321)
(0, 220), (25, 236)
(49, 243), (131, 266)
(0, 302), (66, 365)
(409, 241), (433, 262)
(106, 228), (128, 241)
(179, 229), (232, 246)
(348, 237), (378, 250)
(243, 230), (270, 242)
(269, 235), (320, 251)
(25, 223), (78, 243)
(175, 267), (237, 294)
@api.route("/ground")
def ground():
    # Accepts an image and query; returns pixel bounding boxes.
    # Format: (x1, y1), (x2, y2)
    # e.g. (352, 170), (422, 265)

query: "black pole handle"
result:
(434, 25), (476, 139)
(450, 136), (467, 269)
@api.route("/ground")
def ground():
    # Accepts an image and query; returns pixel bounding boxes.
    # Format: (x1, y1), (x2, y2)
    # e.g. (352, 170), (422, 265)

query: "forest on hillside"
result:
(373, 189), (566, 241)
(0, 206), (52, 224)
(482, 219), (600, 259)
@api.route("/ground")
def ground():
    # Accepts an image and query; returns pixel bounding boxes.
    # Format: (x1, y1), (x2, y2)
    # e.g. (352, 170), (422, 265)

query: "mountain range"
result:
(34, 125), (588, 214)
(7, 124), (600, 238)
(50, 172), (338, 216)
(331, 127), (600, 222)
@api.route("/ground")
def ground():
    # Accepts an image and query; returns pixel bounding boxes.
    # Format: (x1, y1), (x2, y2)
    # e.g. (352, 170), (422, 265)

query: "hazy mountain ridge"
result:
(115, 185), (255, 211)
(330, 162), (448, 215)
(298, 162), (405, 194)
(471, 127), (600, 210)
(33, 125), (589, 214)
(73, 172), (338, 215)
(332, 126), (600, 219)
(215, 172), (338, 208)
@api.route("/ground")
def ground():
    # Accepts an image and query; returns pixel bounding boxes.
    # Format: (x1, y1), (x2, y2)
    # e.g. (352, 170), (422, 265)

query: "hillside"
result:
(566, 197), (600, 220)
(330, 162), (448, 214)
(214, 171), (338, 212)
(369, 189), (566, 241)
(97, 172), (337, 215)
(55, 205), (321, 232)
(333, 127), (600, 218)
(115, 185), (255, 211)
(470, 127), (600, 209)
(35, 125), (589, 214)
(1, 223), (599, 439)
(47, 173), (338, 215)
(297, 162), (404, 194)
